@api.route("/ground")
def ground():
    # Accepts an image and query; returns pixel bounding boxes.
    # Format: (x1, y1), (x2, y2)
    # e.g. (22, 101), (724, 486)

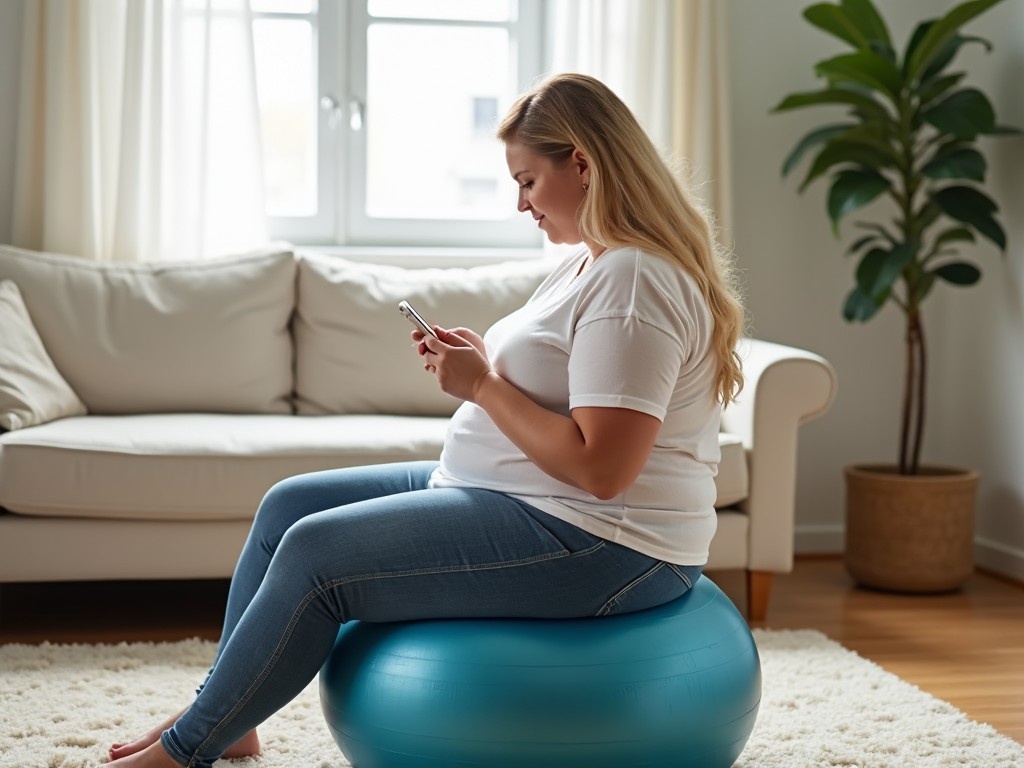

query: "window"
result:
(250, 0), (545, 248)
(251, 1), (319, 220)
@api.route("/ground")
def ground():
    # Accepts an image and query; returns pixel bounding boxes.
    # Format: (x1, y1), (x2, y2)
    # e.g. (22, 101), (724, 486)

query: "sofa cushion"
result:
(0, 280), (87, 430)
(0, 415), (450, 521)
(0, 415), (749, 521)
(294, 254), (555, 416)
(0, 244), (296, 415)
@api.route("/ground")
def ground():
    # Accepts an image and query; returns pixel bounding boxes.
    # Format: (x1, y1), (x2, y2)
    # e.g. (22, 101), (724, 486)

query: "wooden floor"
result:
(1, 557), (1022, 744)
(714, 558), (1024, 745)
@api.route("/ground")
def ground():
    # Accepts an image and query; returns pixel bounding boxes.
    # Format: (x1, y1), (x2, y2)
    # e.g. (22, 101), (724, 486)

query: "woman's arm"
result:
(420, 328), (660, 499)
(475, 374), (661, 499)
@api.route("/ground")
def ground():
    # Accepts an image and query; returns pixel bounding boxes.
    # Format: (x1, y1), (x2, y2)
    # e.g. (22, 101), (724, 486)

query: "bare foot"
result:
(108, 707), (260, 762)
(102, 740), (181, 767)
(108, 708), (185, 761)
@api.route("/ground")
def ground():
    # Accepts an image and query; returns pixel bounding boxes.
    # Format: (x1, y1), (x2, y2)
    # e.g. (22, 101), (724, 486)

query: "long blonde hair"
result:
(497, 73), (744, 405)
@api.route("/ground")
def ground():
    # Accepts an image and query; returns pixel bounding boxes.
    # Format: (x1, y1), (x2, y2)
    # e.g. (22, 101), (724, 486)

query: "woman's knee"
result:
(272, 510), (356, 582)
(251, 473), (325, 549)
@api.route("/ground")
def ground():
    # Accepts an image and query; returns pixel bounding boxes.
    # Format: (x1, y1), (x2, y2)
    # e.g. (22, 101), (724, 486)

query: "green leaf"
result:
(804, 4), (869, 48)
(917, 72), (965, 106)
(933, 185), (997, 214)
(827, 169), (890, 231)
(800, 140), (896, 192)
(933, 261), (982, 285)
(856, 243), (913, 300)
(841, 0), (892, 47)
(915, 271), (937, 303)
(906, 0), (1004, 82)
(932, 185), (1006, 250)
(847, 233), (879, 254)
(839, 124), (899, 156)
(903, 20), (934, 76)
(773, 88), (891, 123)
(815, 51), (904, 99)
(923, 88), (995, 138)
(854, 221), (898, 245)
(921, 34), (993, 83)
(921, 146), (986, 181)
(913, 200), (943, 236)
(867, 39), (897, 64)
(782, 124), (856, 177)
(855, 248), (889, 295)
(932, 226), (976, 250)
(843, 285), (883, 321)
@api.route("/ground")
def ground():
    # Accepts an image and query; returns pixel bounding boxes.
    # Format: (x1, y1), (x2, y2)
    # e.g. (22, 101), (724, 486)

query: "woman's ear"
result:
(572, 148), (590, 186)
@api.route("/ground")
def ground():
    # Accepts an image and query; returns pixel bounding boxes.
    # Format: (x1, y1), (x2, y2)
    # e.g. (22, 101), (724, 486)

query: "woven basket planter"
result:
(844, 464), (978, 593)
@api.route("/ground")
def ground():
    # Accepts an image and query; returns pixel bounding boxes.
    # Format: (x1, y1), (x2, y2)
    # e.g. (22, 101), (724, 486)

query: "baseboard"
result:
(794, 525), (1024, 583)
(975, 537), (1024, 584)
(794, 524), (844, 555)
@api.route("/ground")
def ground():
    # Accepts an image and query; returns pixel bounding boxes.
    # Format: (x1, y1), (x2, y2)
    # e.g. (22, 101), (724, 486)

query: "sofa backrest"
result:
(294, 253), (554, 416)
(0, 244), (296, 414)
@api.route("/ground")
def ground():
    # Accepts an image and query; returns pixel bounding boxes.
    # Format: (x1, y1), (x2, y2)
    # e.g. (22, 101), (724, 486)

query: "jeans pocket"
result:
(515, 501), (608, 554)
(598, 562), (702, 617)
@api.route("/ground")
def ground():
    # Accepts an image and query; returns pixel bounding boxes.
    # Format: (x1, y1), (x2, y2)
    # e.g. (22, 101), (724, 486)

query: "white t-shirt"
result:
(429, 246), (721, 565)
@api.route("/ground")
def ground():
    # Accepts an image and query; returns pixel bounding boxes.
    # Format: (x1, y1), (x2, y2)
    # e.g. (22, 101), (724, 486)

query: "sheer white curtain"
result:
(13, 0), (267, 262)
(547, 0), (733, 241)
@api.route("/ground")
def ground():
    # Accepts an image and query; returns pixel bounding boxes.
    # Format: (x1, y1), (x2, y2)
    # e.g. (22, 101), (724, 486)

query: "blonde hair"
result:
(497, 73), (745, 405)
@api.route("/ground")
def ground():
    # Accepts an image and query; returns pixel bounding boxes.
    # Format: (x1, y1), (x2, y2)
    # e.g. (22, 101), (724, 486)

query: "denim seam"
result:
(185, 540), (606, 764)
(666, 562), (694, 588)
(597, 561), (665, 616)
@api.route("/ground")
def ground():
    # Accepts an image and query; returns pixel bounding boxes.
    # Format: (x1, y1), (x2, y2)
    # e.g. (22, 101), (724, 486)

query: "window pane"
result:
(251, 0), (315, 13)
(253, 18), (317, 217)
(368, 0), (512, 22)
(365, 24), (515, 220)
(187, 0), (314, 11)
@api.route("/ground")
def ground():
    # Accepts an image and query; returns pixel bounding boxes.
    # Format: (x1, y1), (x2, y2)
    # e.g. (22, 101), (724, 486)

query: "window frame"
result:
(261, 0), (545, 249)
(254, 2), (339, 243)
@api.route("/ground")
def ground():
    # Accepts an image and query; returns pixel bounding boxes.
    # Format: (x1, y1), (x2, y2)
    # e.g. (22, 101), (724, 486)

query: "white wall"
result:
(0, 0), (23, 244)
(728, 0), (1024, 578)
(930, 0), (1024, 578)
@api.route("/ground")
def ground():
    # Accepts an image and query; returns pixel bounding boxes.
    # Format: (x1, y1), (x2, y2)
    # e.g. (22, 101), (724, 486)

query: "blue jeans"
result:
(162, 461), (702, 767)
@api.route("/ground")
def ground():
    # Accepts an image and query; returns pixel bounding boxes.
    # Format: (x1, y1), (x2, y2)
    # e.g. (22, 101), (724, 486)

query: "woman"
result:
(104, 72), (744, 768)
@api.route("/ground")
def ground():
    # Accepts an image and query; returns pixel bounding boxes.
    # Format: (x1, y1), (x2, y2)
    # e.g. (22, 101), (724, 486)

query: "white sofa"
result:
(0, 244), (836, 620)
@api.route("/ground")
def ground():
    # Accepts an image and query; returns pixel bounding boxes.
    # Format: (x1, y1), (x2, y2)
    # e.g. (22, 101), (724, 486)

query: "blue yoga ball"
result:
(320, 576), (760, 768)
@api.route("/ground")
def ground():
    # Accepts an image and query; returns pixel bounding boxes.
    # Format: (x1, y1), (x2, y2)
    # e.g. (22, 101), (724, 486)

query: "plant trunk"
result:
(899, 312), (926, 475)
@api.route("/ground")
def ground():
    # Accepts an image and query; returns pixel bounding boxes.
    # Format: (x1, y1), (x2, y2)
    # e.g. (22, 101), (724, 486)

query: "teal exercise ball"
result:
(320, 576), (760, 768)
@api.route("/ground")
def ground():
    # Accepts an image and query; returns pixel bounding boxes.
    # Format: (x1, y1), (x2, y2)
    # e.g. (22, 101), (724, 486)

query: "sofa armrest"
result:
(720, 338), (838, 573)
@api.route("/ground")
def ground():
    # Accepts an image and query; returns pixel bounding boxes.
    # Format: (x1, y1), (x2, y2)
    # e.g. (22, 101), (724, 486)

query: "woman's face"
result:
(505, 142), (589, 247)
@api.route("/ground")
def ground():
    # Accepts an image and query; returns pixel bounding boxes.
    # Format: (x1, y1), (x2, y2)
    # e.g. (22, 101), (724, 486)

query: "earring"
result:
(583, 182), (589, 193)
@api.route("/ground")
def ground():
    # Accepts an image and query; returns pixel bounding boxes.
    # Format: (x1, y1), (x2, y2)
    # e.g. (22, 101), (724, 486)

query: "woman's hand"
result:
(413, 326), (485, 356)
(417, 327), (494, 403)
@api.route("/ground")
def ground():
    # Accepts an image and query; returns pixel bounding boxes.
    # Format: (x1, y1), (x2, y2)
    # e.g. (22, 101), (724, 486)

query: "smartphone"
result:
(398, 300), (438, 339)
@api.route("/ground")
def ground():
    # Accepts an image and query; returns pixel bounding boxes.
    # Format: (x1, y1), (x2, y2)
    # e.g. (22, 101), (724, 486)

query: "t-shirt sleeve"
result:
(567, 314), (686, 421)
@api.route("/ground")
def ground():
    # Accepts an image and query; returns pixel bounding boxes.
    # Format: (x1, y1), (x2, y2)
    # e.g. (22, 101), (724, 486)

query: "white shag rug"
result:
(1, 629), (1021, 768)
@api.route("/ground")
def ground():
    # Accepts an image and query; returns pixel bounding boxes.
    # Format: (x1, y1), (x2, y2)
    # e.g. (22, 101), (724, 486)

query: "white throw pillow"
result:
(0, 244), (296, 415)
(294, 254), (555, 416)
(0, 280), (87, 430)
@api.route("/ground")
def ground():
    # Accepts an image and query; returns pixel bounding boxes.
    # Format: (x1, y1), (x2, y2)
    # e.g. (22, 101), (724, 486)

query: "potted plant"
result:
(773, 0), (1018, 591)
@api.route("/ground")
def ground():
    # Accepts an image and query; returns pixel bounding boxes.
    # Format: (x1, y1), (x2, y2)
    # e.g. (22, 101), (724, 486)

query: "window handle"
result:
(348, 99), (365, 131)
(320, 95), (343, 129)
